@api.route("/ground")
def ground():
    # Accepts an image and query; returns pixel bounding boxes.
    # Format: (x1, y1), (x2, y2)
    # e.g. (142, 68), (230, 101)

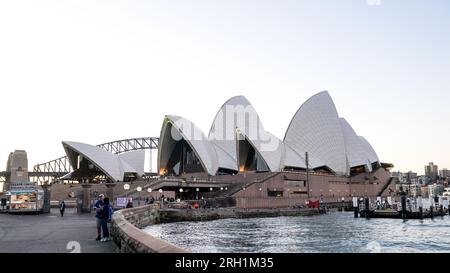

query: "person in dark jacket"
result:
(93, 194), (104, 241)
(100, 197), (112, 242)
(59, 200), (66, 217)
(126, 199), (133, 208)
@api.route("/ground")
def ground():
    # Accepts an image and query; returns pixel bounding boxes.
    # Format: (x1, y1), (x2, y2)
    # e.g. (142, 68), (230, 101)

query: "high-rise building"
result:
(425, 162), (439, 182)
(439, 168), (450, 178)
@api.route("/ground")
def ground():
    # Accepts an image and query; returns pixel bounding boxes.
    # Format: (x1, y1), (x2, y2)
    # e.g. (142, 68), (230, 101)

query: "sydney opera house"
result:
(57, 91), (395, 208)
(157, 91), (395, 208)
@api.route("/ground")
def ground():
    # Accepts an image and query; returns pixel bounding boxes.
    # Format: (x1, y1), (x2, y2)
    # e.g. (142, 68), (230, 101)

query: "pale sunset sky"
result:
(0, 0), (449, 175)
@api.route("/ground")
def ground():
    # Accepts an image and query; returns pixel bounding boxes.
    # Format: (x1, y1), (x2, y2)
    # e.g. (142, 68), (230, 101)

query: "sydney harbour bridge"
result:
(0, 137), (159, 185)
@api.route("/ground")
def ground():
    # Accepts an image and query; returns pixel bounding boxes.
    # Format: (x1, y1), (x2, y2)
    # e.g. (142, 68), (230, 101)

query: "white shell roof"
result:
(212, 143), (238, 171)
(118, 150), (145, 176)
(209, 95), (287, 172)
(155, 93), (382, 176)
(237, 129), (284, 172)
(281, 143), (307, 169)
(339, 118), (372, 172)
(359, 136), (379, 164)
(209, 96), (257, 166)
(284, 91), (348, 174)
(161, 115), (219, 176)
(62, 141), (144, 182)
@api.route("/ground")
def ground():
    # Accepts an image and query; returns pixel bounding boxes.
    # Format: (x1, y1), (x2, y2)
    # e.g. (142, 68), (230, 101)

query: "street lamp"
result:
(124, 183), (130, 201)
(179, 188), (184, 200)
(137, 186), (142, 206)
(147, 188), (152, 202)
(158, 189), (163, 201)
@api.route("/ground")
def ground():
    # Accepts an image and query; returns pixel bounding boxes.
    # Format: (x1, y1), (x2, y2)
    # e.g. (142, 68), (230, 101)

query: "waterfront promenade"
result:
(0, 209), (115, 253)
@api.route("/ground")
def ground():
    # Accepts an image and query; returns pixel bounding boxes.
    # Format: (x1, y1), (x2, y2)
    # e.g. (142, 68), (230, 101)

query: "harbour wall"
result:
(110, 205), (321, 253)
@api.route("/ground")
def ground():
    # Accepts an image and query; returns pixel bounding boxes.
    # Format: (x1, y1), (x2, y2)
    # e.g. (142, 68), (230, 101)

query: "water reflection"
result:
(143, 212), (450, 253)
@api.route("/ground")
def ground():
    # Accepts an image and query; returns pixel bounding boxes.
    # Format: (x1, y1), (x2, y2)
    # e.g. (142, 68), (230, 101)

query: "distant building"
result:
(425, 162), (439, 182)
(439, 169), (450, 178)
(392, 171), (418, 184)
(405, 171), (418, 182)
(428, 183), (444, 197)
(4, 150), (31, 192)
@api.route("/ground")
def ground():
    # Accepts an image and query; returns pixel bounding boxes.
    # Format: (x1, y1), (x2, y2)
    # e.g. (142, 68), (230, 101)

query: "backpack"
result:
(100, 205), (109, 219)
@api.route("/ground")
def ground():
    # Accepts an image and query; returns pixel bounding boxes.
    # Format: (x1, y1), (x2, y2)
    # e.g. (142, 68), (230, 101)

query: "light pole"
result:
(196, 188), (199, 200)
(124, 183), (130, 205)
(179, 188), (184, 200)
(137, 187), (142, 206)
(305, 152), (310, 198)
(147, 188), (152, 204)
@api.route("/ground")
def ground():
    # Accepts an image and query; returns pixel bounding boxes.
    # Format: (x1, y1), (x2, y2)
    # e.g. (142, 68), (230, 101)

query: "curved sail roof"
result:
(284, 91), (348, 174)
(237, 129), (284, 172)
(209, 95), (282, 172)
(209, 96), (257, 167)
(159, 115), (219, 176)
(359, 136), (379, 164)
(282, 143), (307, 169)
(118, 150), (145, 176)
(62, 141), (144, 182)
(339, 118), (372, 172)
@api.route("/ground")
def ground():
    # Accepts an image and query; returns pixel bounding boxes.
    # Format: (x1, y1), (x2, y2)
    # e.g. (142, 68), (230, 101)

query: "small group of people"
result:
(94, 194), (113, 242)
(145, 196), (155, 205)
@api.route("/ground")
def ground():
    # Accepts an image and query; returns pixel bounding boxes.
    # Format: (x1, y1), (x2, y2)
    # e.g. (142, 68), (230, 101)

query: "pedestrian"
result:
(126, 199), (133, 208)
(100, 197), (112, 242)
(93, 194), (105, 241)
(59, 200), (66, 217)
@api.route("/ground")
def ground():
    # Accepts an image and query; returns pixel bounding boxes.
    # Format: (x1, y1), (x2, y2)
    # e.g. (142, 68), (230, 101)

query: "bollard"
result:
(430, 206), (434, 219)
(440, 205), (444, 217)
(353, 197), (359, 218)
(419, 207), (423, 220)
(364, 198), (370, 219)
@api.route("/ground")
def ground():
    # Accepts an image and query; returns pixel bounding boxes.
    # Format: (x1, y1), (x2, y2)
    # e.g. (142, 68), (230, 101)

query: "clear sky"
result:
(0, 0), (449, 175)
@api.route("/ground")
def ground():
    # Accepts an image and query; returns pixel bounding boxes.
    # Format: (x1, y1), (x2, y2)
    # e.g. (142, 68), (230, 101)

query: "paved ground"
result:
(0, 208), (115, 253)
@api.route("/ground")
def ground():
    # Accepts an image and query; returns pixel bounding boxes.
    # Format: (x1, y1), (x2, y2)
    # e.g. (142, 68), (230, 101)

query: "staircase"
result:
(377, 177), (397, 196)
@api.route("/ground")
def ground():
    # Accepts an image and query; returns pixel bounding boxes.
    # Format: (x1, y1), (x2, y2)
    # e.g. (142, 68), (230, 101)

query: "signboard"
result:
(116, 197), (127, 207)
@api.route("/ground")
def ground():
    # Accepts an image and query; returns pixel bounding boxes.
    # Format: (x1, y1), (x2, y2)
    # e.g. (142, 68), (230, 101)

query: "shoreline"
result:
(110, 205), (322, 253)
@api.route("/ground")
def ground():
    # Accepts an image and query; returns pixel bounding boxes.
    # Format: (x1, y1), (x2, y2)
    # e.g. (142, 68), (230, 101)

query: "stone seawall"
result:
(110, 205), (189, 253)
(111, 205), (321, 253)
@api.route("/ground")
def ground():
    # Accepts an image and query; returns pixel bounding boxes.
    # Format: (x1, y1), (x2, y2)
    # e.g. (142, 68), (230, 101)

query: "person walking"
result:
(93, 194), (104, 241)
(59, 200), (66, 217)
(100, 197), (112, 242)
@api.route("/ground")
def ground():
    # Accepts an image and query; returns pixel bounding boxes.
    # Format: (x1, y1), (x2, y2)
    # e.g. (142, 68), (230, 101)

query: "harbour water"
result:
(143, 212), (450, 253)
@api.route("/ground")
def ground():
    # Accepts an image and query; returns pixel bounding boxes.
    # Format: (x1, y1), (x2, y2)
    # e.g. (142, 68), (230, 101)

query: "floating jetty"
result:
(351, 193), (450, 220)
(359, 208), (449, 219)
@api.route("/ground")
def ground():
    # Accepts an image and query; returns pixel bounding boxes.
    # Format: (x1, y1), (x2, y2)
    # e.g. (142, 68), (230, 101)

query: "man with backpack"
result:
(99, 197), (113, 242)
(93, 194), (104, 241)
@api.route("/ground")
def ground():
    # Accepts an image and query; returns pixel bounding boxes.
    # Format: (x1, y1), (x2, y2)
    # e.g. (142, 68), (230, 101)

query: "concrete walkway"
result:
(0, 208), (115, 253)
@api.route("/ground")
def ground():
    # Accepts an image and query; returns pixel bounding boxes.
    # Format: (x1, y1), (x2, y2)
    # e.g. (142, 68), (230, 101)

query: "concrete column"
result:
(105, 183), (116, 205)
(81, 184), (92, 213)
(41, 184), (52, 214)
